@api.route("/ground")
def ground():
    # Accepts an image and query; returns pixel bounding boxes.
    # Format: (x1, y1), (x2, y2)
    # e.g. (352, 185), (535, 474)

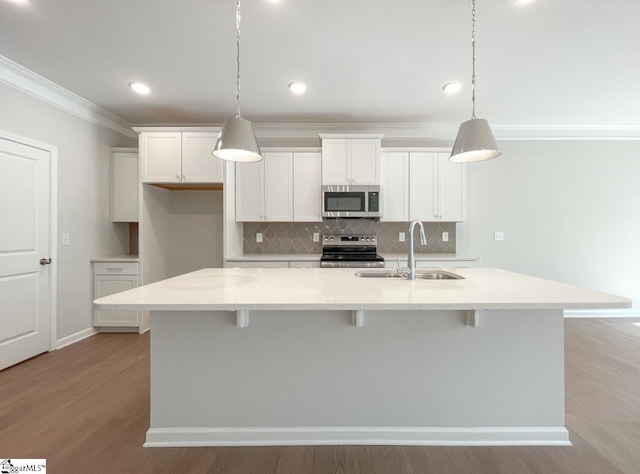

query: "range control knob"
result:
(329, 237), (334, 242)
(366, 237), (371, 242)
(360, 236), (365, 241)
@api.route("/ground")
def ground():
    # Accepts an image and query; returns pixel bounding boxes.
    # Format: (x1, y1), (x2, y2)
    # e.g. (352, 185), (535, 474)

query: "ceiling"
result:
(1, 0), (639, 131)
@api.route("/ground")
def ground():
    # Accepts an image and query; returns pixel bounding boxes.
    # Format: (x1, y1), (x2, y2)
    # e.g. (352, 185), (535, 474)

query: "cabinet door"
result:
(264, 152), (294, 221)
(409, 152), (438, 221)
(438, 153), (467, 222)
(111, 152), (139, 222)
(381, 152), (409, 222)
(293, 152), (322, 222)
(181, 132), (224, 183)
(94, 275), (138, 327)
(140, 132), (182, 183)
(351, 139), (380, 185)
(321, 139), (351, 184)
(236, 161), (264, 221)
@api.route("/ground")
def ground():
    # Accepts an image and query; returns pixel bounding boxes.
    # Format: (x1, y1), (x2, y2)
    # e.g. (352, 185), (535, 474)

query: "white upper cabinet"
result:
(181, 132), (224, 183)
(380, 149), (466, 223)
(236, 160), (264, 222)
(410, 152), (466, 222)
(380, 152), (409, 222)
(293, 152), (322, 222)
(264, 152), (294, 222)
(236, 152), (294, 222)
(111, 151), (139, 223)
(409, 152), (439, 221)
(140, 131), (224, 183)
(140, 132), (182, 183)
(236, 151), (321, 222)
(320, 136), (382, 185)
(438, 153), (466, 222)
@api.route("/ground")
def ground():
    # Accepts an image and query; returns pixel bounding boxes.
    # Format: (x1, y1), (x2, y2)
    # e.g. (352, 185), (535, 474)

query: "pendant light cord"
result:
(471, 0), (477, 119)
(235, 0), (242, 119)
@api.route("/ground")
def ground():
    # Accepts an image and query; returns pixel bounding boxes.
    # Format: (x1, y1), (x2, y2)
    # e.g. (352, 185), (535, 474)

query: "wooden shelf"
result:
(148, 183), (223, 191)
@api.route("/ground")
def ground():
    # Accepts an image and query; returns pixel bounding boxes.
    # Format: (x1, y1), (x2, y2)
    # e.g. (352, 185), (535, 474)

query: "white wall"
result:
(457, 140), (640, 310)
(142, 186), (223, 285)
(0, 82), (136, 340)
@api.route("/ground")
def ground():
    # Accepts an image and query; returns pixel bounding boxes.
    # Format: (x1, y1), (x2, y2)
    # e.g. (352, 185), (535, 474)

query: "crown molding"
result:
(0, 55), (136, 138)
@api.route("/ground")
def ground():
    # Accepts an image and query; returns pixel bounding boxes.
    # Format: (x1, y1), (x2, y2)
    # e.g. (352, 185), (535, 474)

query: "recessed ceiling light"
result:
(129, 82), (151, 95)
(8, 0), (28, 4)
(288, 81), (307, 95)
(442, 82), (462, 95)
(514, 0), (537, 4)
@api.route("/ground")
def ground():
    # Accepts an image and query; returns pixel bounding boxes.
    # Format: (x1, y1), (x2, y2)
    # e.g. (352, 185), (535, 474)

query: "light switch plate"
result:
(442, 231), (449, 242)
(313, 232), (320, 242)
(256, 233), (263, 243)
(61, 233), (70, 246)
(399, 232), (405, 242)
(494, 231), (504, 241)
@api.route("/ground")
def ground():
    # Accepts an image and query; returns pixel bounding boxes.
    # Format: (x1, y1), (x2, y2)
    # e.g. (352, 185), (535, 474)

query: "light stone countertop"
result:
(94, 267), (631, 312)
(90, 255), (139, 262)
(225, 253), (477, 262)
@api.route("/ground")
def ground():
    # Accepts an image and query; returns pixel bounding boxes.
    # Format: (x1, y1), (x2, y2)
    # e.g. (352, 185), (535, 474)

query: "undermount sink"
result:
(355, 270), (464, 280)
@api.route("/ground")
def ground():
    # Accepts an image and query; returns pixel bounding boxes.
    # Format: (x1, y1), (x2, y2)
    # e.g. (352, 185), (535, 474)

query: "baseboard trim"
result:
(55, 327), (98, 350)
(564, 309), (640, 318)
(144, 426), (571, 447)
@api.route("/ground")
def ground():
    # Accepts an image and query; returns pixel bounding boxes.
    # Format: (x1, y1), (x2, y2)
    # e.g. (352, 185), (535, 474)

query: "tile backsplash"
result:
(243, 221), (456, 254)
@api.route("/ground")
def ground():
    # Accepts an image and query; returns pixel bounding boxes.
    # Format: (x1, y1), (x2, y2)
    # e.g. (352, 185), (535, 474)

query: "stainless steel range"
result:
(320, 234), (385, 268)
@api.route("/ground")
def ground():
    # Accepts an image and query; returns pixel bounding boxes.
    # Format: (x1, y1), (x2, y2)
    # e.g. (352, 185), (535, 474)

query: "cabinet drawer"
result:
(93, 262), (139, 275)
(226, 261), (290, 268)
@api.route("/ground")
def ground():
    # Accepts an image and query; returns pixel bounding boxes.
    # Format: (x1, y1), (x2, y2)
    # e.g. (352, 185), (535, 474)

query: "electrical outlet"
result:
(313, 232), (320, 242)
(399, 232), (405, 242)
(61, 233), (71, 246)
(256, 233), (263, 243)
(442, 231), (449, 242)
(494, 231), (504, 241)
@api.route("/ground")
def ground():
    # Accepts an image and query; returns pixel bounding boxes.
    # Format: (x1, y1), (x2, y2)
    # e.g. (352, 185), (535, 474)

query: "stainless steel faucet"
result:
(407, 220), (427, 280)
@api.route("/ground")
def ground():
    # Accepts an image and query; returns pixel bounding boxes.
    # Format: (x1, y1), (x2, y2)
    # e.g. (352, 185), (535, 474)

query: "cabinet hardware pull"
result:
(106, 267), (122, 271)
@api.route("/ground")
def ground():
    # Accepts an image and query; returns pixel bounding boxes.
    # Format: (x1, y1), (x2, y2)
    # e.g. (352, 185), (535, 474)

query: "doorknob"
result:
(40, 258), (52, 265)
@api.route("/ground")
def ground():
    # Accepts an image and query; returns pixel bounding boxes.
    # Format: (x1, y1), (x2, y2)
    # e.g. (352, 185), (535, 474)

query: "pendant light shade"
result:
(211, 0), (263, 163)
(450, 118), (501, 163)
(449, 0), (501, 163)
(213, 117), (262, 162)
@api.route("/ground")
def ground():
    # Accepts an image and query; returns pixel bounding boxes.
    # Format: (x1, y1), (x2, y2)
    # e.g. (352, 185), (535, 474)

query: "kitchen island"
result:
(94, 267), (631, 447)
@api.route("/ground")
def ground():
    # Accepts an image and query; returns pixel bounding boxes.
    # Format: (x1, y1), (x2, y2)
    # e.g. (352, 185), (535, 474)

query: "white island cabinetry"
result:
(95, 267), (630, 448)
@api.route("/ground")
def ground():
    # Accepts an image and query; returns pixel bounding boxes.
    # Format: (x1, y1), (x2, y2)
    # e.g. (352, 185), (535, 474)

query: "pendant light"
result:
(450, 0), (501, 163)
(212, 0), (262, 163)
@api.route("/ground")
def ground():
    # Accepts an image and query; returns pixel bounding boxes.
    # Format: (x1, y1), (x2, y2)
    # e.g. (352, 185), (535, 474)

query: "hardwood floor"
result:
(1, 318), (639, 473)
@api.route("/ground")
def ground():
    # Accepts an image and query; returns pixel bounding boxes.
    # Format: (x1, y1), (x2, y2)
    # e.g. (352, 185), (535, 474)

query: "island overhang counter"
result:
(95, 267), (631, 447)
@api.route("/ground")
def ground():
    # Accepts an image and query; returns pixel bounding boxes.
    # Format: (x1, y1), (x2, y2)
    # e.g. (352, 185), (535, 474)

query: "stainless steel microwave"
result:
(321, 185), (381, 218)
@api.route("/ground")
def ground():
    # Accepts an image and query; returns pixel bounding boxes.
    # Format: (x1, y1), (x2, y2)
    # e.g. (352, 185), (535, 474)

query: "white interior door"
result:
(0, 137), (51, 371)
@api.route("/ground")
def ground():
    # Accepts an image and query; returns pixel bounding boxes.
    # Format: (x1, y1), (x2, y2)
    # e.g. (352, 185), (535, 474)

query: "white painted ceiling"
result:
(1, 0), (639, 129)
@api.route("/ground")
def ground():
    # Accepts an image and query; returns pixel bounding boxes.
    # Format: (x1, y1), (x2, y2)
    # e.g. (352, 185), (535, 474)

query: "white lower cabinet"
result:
(93, 261), (139, 328)
(225, 259), (321, 268)
(226, 261), (290, 268)
(384, 259), (474, 269)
